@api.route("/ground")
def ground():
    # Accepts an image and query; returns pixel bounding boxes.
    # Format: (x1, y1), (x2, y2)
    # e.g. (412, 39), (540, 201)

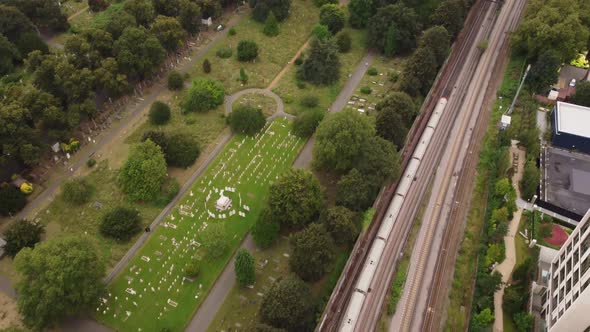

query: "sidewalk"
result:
(493, 141), (525, 331)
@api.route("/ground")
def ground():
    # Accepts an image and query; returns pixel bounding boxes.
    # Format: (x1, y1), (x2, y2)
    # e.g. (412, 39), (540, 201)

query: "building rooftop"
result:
(555, 102), (590, 138)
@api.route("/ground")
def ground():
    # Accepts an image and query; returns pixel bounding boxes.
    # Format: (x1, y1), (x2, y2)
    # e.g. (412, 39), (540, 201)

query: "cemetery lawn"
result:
(207, 238), (292, 331)
(190, 0), (319, 93)
(98, 118), (304, 332)
(273, 28), (368, 116)
(233, 93), (278, 118)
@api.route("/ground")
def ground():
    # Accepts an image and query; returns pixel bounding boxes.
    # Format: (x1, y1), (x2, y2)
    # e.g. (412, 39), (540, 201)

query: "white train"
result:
(340, 97), (448, 332)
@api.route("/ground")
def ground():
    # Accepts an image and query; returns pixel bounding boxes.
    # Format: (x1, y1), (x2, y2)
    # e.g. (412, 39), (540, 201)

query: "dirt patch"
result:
(0, 293), (23, 330)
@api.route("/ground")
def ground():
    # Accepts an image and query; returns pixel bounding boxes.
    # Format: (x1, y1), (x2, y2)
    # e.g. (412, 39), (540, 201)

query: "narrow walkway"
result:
(224, 88), (293, 120)
(492, 140), (525, 331)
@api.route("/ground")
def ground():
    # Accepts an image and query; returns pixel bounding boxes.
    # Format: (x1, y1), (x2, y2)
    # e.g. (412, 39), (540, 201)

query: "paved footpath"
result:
(493, 141), (525, 331)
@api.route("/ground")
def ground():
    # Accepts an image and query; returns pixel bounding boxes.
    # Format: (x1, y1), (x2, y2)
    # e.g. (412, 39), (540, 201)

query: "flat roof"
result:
(571, 168), (590, 196)
(555, 102), (590, 138)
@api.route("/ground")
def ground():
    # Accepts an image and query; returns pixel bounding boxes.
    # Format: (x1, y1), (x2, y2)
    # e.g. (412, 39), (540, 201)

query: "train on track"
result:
(340, 97), (448, 332)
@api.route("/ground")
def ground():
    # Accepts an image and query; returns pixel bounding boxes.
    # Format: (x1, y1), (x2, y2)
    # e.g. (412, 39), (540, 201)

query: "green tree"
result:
(347, 0), (374, 28)
(430, 0), (465, 37)
(521, 159), (539, 201)
(514, 312), (534, 332)
(153, 0), (180, 16)
(200, 222), (229, 259)
(5, 0), (69, 31)
(15, 32), (48, 58)
(527, 51), (560, 93)
(118, 140), (167, 202)
(485, 243), (504, 266)
(400, 46), (437, 96)
(14, 237), (105, 330)
(178, 0), (202, 34)
(124, 0), (156, 26)
(183, 78), (225, 112)
(100, 9), (137, 39)
(367, 4), (420, 55)
(263, 11), (280, 36)
(61, 178), (93, 205)
(511, 0), (589, 61)
(229, 105), (266, 135)
(336, 168), (375, 212)
(419, 25), (450, 66)
(0, 4), (35, 43)
(149, 101), (171, 125)
(313, 109), (374, 173)
(259, 277), (314, 331)
(167, 70), (184, 90)
(114, 27), (166, 79)
(335, 30), (352, 52)
(100, 207), (142, 241)
(320, 4), (346, 34)
(250, 0), (291, 22)
(298, 37), (340, 85)
(89, 0), (109, 12)
(0, 34), (20, 75)
(3, 219), (44, 257)
(268, 169), (324, 229)
(290, 223), (336, 281)
(0, 183), (27, 216)
(292, 108), (325, 138)
(235, 249), (256, 286)
(252, 208), (280, 248)
(239, 67), (249, 84)
(164, 133), (201, 168)
(470, 308), (494, 332)
(322, 206), (358, 246)
(311, 24), (332, 42)
(237, 40), (259, 61)
(376, 91), (416, 127)
(94, 57), (131, 97)
(355, 136), (400, 186)
(151, 15), (187, 52)
(203, 58), (212, 73)
(571, 80), (590, 107)
(383, 25), (397, 57)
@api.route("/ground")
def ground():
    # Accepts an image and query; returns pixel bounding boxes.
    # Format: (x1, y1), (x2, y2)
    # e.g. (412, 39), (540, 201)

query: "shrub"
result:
(149, 101), (171, 125)
(3, 219), (44, 257)
(367, 67), (378, 76)
(294, 56), (303, 65)
(0, 183), (27, 216)
(388, 71), (399, 82)
(292, 109), (325, 137)
(165, 134), (201, 168)
(319, 4), (345, 34)
(228, 27), (236, 36)
(185, 261), (200, 278)
(235, 249), (256, 286)
(239, 67), (249, 84)
(20, 182), (33, 195)
(360, 86), (372, 94)
(100, 207), (142, 241)
(202, 58), (211, 73)
(62, 178), (93, 205)
(312, 24), (332, 41)
(86, 158), (97, 167)
(167, 70), (184, 90)
(155, 177), (180, 206)
(229, 105), (266, 135)
(118, 140), (167, 202)
(183, 78), (225, 112)
(296, 81), (306, 89)
(263, 11), (279, 37)
(335, 31), (351, 52)
(216, 47), (233, 58)
(237, 40), (259, 61)
(300, 95), (319, 108)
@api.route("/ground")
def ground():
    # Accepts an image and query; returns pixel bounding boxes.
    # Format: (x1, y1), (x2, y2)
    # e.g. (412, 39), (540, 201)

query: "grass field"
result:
(233, 93), (278, 118)
(98, 118), (303, 331)
(207, 239), (292, 331)
(191, 0), (319, 93)
(273, 28), (368, 115)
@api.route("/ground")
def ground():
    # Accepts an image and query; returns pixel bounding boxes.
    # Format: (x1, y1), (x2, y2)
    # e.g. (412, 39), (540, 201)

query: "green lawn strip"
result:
(361, 208), (376, 231)
(347, 56), (404, 113)
(503, 309), (518, 332)
(273, 28), (368, 116)
(192, 0), (320, 94)
(207, 239), (292, 331)
(97, 118), (304, 332)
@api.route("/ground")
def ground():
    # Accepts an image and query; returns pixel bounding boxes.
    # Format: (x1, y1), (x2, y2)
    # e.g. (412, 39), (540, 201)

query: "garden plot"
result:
(98, 118), (303, 331)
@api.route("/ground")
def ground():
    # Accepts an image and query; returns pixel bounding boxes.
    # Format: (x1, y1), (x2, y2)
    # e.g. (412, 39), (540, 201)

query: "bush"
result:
(237, 40), (259, 61)
(86, 158), (97, 168)
(0, 183), (27, 216)
(203, 58), (211, 73)
(216, 47), (233, 58)
(367, 67), (378, 76)
(152, 177), (180, 206)
(312, 24), (332, 41)
(62, 178), (93, 205)
(239, 67), (248, 84)
(167, 70), (184, 90)
(184, 78), (225, 113)
(296, 81), (306, 89)
(185, 261), (200, 278)
(100, 207), (142, 241)
(20, 182), (33, 195)
(229, 105), (266, 135)
(300, 95), (319, 108)
(165, 134), (201, 168)
(228, 27), (236, 36)
(335, 31), (351, 52)
(235, 249), (256, 286)
(388, 71), (399, 82)
(3, 219), (44, 257)
(360, 86), (372, 94)
(263, 11), (279, 37)
(252, 208), (279, 248)
(149, 101), (171, 125)
(292, 109), (325, 138)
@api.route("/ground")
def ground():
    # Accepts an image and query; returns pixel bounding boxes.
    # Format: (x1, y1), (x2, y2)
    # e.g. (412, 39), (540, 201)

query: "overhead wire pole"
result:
(507, 64), (531, 115)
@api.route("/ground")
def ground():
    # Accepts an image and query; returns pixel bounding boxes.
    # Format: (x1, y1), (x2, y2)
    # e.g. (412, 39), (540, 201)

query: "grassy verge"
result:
(273, 28), (368, 116)
(190, 0), (320, 93)
(98, 119), (304, 331)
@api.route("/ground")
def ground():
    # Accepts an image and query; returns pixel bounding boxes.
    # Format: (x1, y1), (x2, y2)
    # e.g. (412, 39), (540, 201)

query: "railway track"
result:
(316, 1), (495, 330)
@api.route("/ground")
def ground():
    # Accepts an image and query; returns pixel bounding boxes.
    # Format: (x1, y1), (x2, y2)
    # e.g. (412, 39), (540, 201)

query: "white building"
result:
(538, 209), (590, 331)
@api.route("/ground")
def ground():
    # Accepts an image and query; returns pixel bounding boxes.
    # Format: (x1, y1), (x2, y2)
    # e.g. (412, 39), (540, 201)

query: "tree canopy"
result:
(430, 0), (465, 37)
(400, 45), (438, 96)
(237, 40), (259, 61)
(367, 4), (420, 55)
(290, 223), (336, 281)
(251, 0), (291, 22)
(3, 219), (44, 257)
(419, 25), (450, 67)
(252, 207), (280, 248)
(268, 169), (324, 230)
(319, 4), (346, 34)
(313, 109), (374, 173)
(184, 78), (225, 112)
(100, 207), (142, 241)
(151, 15), (187, 52)
(124, 0), (156, 27)
(527, 51), (560, 93)
(298, 37), (341, 85)
(571, 81), (590, 107)
(347, 0), (374, 28)
(0, 183), (27, 216)
(14, 237), (105, 330)
(235, 249), (256, 286)
(259, 277), (315, 331)
(228, 105), (267, 135)
(118, 139), (167, 202)
(200, 222), (229, 259)
(322, 206), (359, 246)
(336, 168), (375, 212)
(114, 27), (166, 79)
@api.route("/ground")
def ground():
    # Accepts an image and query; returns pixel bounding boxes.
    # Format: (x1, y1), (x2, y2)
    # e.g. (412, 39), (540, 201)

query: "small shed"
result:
(500, 114), (512, 130)
(0, 237), (6, 258)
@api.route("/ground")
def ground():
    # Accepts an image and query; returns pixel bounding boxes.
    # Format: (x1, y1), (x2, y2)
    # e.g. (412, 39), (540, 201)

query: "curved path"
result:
(224, 88), (293, 120)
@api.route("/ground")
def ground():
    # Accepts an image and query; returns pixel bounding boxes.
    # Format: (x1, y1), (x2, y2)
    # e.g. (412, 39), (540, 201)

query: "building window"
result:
(566, 277), (572, 294)
(574, 291), (579, 302)
(582, 254), (590, 277)
(583, 277), (590, 293)
(582, 232), (590, 254)
(574, 268), (579, 286)
(574, 250), (580, 265)
(566, 300), (571, 310)
(567, 257), (572, 274)
(582, 221), (590, 237)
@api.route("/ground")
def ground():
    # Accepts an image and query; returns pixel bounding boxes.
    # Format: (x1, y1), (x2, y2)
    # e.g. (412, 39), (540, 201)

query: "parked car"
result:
(570, 78), (577, 87)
